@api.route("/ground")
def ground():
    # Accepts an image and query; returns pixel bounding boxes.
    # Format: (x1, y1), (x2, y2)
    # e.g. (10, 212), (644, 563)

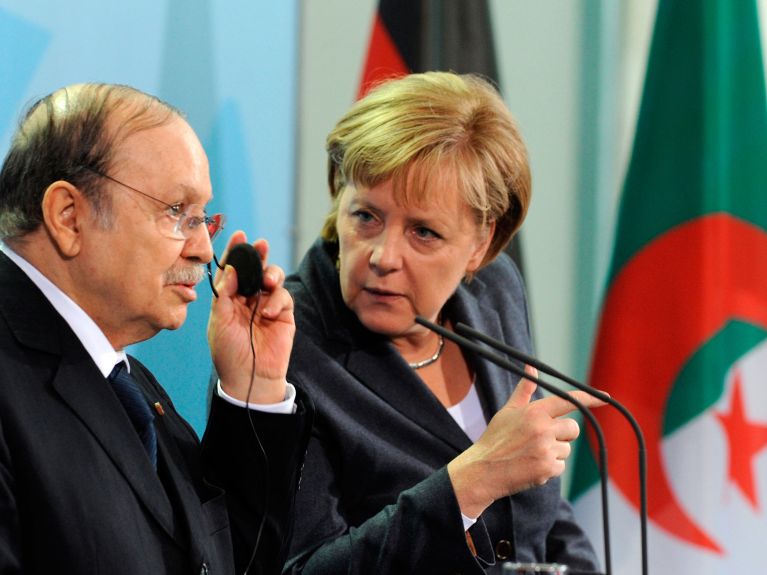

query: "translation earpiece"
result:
(223, 243), (263, 297)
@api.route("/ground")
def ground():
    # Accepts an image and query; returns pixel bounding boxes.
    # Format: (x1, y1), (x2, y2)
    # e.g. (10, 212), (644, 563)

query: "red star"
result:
(714, 371), (767, 509)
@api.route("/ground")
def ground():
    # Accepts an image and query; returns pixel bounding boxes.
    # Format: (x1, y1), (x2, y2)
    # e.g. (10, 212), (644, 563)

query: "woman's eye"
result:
(413, 226), (439, 240)
(353, 210), (375, 223)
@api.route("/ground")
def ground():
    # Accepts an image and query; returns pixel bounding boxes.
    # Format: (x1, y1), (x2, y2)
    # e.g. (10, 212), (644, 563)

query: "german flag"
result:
(358, 0), (522, 268)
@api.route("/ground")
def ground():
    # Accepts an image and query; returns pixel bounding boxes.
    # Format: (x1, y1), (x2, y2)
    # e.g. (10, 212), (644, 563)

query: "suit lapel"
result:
(153, 420), (207, 565)
(0, 253), (178, 541)
(51, 335), (178, 540)
(130, 365), (207, 562)
(0, 252), (62, 356)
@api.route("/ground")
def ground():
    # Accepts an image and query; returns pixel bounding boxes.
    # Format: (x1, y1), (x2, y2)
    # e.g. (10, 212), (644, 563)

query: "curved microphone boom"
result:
(414, 316), (611, 575)
(454, 322), (648, 575)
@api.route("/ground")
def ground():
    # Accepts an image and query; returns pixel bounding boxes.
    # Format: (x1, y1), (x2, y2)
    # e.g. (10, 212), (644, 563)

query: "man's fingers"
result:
(221, 265), (238, 298)
(252, 238), (270, 265)
(261, 264), (285, 290)
(259, 285), (294, 319)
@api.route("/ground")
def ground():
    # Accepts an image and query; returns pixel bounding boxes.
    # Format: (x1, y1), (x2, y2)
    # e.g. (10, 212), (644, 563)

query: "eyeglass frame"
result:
(78, 166), (229, 298)
(80, 166), (225, 242)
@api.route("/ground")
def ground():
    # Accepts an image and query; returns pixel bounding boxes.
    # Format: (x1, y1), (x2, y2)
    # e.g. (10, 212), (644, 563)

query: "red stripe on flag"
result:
(357, 13), (409, 99)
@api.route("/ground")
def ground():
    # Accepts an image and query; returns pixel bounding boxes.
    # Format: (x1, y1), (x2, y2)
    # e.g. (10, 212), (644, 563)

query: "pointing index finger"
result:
(538, 389), (608, 418)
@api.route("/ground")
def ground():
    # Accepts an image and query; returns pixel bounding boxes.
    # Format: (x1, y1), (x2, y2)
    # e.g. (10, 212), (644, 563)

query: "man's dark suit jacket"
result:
(283, 239), (598, 574)
(0, 252), (312, 574)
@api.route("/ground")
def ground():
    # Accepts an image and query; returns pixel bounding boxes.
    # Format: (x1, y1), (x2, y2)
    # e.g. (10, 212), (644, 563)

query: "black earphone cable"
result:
(208, 257), (270, 574)
(242, 301), (269, 574)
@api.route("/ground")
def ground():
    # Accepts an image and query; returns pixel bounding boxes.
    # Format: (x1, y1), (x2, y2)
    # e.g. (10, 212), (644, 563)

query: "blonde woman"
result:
(285, 72), (602, 574)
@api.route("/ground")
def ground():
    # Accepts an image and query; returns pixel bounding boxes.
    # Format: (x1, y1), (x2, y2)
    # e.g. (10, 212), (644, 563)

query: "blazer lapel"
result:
(297, 243), (472, 453)
(447, 277), (519, 421)
(345, 341), (473, 453)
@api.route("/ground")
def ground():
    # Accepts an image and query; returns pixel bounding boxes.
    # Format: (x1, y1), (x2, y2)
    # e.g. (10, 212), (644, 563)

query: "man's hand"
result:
(208, 231), (295, 404)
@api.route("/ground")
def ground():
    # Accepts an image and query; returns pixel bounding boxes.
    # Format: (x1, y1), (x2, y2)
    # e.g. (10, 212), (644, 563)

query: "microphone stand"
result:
(454, 322), (648, 575)
(414, 316), (611, 575)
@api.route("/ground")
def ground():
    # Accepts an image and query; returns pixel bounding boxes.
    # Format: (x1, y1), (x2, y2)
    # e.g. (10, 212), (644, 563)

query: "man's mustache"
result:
(164, 264), (205, 286)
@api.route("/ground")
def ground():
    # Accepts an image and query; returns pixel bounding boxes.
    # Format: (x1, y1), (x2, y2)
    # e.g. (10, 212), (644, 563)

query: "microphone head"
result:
(223, 243), (263, 296)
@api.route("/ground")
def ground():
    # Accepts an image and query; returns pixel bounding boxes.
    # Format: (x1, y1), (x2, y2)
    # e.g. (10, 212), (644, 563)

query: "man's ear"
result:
(41, 181), (87, 257)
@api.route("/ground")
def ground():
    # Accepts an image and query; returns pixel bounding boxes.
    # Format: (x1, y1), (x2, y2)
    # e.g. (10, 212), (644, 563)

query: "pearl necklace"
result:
(407, 334), (445, 369)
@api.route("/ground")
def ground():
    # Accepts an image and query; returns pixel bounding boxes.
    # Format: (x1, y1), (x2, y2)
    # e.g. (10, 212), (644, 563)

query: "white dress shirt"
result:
(447, 381), (489, 530)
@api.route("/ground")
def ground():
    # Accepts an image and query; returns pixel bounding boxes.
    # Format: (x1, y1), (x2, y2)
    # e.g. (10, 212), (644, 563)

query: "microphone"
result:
(414, 316), (611, 575)
(453, 322), (648, 575)
(223, 243), (263, 296)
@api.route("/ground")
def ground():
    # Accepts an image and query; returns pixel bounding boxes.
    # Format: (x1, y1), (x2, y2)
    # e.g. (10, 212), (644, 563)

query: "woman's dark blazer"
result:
(284, 239), (598, 574)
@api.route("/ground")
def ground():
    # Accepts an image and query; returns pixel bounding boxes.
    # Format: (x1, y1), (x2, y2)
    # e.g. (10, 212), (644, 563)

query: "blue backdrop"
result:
(0, 0), (298, 434)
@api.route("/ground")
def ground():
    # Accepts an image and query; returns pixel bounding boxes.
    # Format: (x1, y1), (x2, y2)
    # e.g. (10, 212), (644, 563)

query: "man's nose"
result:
(183, 224), (214, 264)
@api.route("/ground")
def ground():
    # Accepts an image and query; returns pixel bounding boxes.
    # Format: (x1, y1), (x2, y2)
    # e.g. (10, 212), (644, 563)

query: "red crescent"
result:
(589, 213), (767, 553)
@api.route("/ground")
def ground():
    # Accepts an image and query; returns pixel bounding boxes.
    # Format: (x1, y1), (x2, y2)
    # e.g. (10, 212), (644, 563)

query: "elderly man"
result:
(0, 84), (311, 574)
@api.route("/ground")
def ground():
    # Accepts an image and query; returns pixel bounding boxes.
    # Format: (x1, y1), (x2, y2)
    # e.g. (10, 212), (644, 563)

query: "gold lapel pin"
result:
(153, 402), (165, 416)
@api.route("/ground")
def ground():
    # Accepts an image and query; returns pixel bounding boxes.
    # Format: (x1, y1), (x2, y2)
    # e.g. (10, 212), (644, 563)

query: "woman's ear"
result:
(41, 180), (86, 257)
(466, 220), (496, 275)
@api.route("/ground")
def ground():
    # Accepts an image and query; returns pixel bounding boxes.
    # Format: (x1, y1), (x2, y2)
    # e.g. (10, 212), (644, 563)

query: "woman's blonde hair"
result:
(322, 71), (531, 268)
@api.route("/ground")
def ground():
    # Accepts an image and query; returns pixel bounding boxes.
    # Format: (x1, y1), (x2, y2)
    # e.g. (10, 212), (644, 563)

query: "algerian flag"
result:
(569, 1), (767, 573)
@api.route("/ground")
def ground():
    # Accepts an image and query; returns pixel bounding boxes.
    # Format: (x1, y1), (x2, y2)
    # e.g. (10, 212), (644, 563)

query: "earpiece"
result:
(223, 243), (263, 297)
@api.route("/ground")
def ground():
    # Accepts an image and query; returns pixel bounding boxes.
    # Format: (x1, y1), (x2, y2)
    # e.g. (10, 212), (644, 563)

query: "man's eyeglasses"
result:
(82, 166), (230, 297)
(83, 167), (225, 242)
